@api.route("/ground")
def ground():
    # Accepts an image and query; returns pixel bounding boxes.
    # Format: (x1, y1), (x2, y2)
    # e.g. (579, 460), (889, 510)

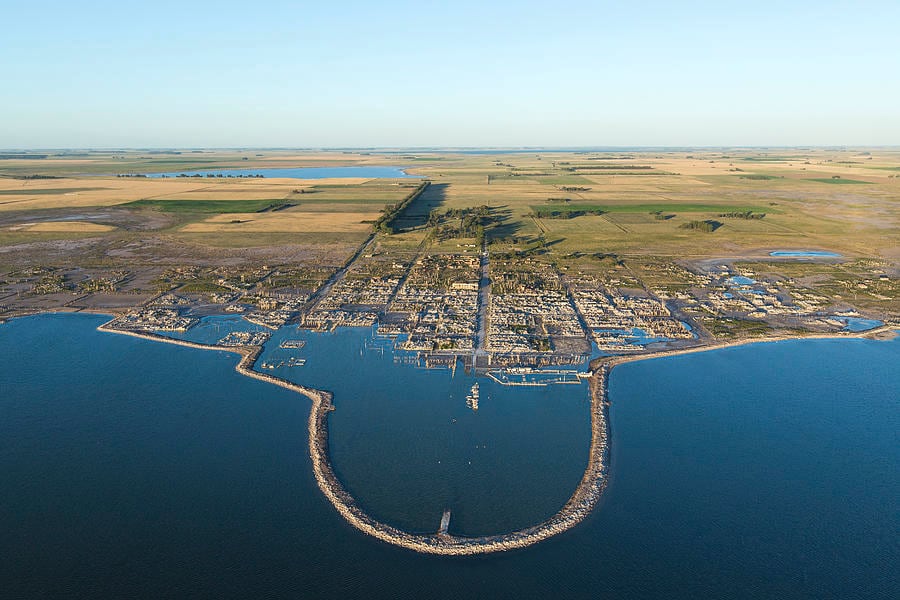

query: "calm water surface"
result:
(770, 250), (842, 257)
(257, 326), (591, 535)
(2, 314), (898, 599)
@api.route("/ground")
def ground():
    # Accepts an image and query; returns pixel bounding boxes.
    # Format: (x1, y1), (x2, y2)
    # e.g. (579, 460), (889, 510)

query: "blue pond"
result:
(770, 250), (842, 258)
(727, 275), (756, 286)
(146, 166), (418, 179)
(839, 316), (884, 332)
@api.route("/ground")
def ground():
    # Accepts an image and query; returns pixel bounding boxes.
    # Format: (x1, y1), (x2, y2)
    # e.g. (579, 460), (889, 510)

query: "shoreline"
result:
(35, 315), (895, 555)
(591, 324), (898, 372)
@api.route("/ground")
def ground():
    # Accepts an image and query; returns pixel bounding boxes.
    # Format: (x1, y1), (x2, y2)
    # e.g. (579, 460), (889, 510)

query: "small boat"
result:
(466, 382), (479, 411)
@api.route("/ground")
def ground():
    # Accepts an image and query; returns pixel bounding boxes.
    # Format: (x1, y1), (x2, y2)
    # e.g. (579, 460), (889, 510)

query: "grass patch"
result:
(740, 156), (807, 162)
(679, 220), (722, 232)
(532, 204), (605, 219)
(719, 210), (765, 220)
(0, 187), (109, 196)
(534, 175), (594, 185)
(576, 171), (678, 176)
(178, 282), (232, 293)
(532, 203), (774, 216)
(561, 164), (654, 171)
(737, 174), (781, 180)
(123, 199), (289, 213)
(805, 178), (872, 185)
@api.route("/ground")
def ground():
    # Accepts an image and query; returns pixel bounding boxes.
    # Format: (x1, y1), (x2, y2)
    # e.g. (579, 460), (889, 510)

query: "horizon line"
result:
(3, 145), (900, 153)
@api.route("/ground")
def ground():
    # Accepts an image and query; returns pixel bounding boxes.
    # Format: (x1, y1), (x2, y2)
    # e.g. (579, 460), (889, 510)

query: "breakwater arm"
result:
(98, 318), (612, 555)
(98, 319), (897, 555)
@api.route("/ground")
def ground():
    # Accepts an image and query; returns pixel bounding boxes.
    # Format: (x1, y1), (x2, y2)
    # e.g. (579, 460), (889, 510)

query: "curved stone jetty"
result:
(98, 319), (612, 555)
(98, 319), (897, 554)
(99, 319), (896, 556)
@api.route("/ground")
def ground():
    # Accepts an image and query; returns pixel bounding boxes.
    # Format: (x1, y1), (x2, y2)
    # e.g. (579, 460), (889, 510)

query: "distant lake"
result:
(2, 313), (898, 599)
(840, 316), (884, 332)
(770, 250), (842, 258)
(145, 166), (419, 179)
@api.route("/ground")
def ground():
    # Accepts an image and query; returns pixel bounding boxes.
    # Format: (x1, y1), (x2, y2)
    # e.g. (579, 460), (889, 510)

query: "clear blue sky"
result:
(3, 0), (898, 148)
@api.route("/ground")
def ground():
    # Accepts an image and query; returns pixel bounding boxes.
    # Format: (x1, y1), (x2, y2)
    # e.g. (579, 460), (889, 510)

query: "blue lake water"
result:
(840, 316), (884, 332)
(770, 250), (842, 258)
(727, 275), (757, 286)
(145, 166), (418, 179)
(2, 313), (898, 599)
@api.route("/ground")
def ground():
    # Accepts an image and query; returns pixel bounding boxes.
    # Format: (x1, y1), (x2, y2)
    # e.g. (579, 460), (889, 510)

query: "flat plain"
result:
(1, 147), (898, 327)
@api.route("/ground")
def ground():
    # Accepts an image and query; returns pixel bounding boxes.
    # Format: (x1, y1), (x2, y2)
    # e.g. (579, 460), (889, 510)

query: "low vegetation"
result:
(123, 199), (291, 213)
(375, 181), (430, 233)
(719, 211), (765, 220)
(806, 178), (871, 185)
(679, 220), (722, 232)
(532, 204), (606, 219)
(738, 174), (781, 180)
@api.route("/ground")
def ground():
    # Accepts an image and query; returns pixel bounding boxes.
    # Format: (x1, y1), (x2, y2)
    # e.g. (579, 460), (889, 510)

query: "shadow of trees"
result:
(391, 183), (448, 232)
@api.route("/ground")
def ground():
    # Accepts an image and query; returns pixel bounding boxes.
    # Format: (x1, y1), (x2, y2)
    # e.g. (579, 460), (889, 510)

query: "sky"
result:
(2, 0), (898, 148)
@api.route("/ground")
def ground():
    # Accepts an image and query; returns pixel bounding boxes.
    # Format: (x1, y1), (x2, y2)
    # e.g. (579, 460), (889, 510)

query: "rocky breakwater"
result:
(99, 319), (613, 555)
(303, 363), (612, 555)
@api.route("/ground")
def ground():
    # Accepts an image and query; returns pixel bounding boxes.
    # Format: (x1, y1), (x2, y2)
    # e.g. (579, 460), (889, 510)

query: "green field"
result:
(805, 178), (872, 184)
(736, 174), (781, 180)
(122, 199), (290, 213)
(0, 187), (109, 195)
(2, 146), (898, 268)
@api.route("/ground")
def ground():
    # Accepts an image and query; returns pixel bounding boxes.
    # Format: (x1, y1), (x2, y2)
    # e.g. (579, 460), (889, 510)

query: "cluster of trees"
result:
(530, 337), (551, 351)
(375, 181), (430, 233)
(533, 206), (605, 219)
(561, 164), (653, 171)
(255, 202), (292, 213)
(427, 205), (492, 243)
(492, 266), (560, 294)
(679, 220), (722, 232)
(738, 174), (781, 180)
(719, 210), (765, 220)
